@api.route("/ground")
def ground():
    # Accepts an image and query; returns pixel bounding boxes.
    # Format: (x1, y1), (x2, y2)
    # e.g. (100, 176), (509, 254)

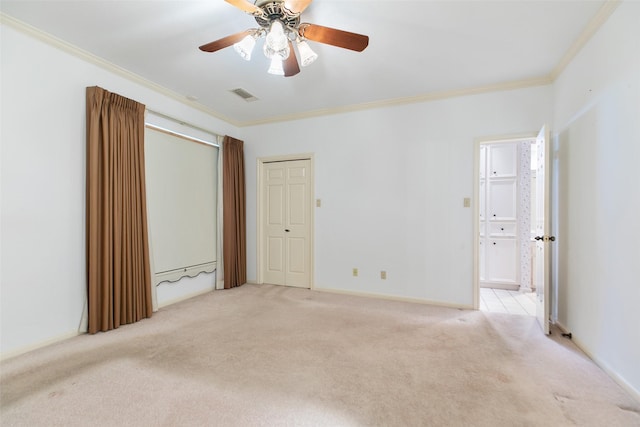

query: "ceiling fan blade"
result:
(299, 24), (369, 52)
(284, 0), (312, 14)
(284, 41), (301, 77)
(199, 30), (252, 53)
(225, 0), (261, 14)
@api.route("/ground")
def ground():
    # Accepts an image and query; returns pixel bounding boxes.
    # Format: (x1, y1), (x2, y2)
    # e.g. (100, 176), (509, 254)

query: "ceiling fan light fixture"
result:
(199, 0), (369, 77)
(265, 20), (288, 52)
(267, 57), (285, 75)
(263, 36), (290, 60)
(296, 40), (317, 66)
(233, 34), (256, 60)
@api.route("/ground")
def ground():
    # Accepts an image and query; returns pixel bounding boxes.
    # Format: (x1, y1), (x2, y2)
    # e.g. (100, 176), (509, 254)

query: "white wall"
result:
(241, 85), (552, 306)
(0, 22), (237, 356)
(553, 1), (640, 398)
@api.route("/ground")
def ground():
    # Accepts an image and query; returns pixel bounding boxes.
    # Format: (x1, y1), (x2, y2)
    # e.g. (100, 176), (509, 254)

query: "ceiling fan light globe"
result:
(267, 57), (285, 76)
(296, 40), (318, 67)
(265, 20), (288, 52)
(263, 41), (290, 60)
(233, 34), (256, 61)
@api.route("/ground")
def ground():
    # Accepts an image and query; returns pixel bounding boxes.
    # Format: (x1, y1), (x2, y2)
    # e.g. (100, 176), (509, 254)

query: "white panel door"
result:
(479, 180), (486, 221)
(479, 141), (519, 289)
(285, 162), (311, 287)
(262, 159), (311, 288)
(487, 238), (518, 283)
(264, 164), (286, 285)
(488, 179), (517, 221)
(488, 143), (517, 177)
(534, 125), (551, 334)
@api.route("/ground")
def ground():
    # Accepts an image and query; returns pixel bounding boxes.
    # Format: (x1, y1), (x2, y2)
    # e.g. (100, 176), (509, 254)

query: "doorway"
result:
(257, 154), (314, 288)
(475, 137), (538, 315)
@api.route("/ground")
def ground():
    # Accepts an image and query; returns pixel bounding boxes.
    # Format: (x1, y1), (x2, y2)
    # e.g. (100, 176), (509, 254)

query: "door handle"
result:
(534, 236), (543, 240)
(535, 235), (556, 241)
(285, 229), (290, 232)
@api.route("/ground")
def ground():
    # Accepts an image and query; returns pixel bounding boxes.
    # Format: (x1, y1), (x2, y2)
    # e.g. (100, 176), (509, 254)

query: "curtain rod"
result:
(145, 124), (220, 148)
(146, 108), (221, 140)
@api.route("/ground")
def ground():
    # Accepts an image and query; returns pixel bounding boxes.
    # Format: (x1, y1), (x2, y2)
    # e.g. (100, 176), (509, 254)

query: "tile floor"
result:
(480, 288), (536, 316)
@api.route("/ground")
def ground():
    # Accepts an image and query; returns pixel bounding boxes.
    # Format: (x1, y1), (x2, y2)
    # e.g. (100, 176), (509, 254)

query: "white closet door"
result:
(262, 159), (312, 288)
(285, 161), (311, 287)
(264, 164), (286, 285)
(488, 179), (517, 221)
(488, 143), (517, 177)
(480, 142), (519, 288)
(487, 238), (517, 283)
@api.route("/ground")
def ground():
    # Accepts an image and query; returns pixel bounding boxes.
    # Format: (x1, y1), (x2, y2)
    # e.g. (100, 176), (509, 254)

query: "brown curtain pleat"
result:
(222, 136), (247, 289)
(86, 86), (152, 334)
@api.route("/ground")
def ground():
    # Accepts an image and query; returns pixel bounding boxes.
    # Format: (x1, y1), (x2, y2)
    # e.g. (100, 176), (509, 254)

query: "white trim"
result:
(1, 2), (619, 128)
(256, 154), (315, 289)
(313, 287), (474, 311)
(0, 13), (239, 127)
(239, 77), (552, 127)
(0, 330), (81, 362)
(549, 0), (621, 81)
(555, 322), (640, 404)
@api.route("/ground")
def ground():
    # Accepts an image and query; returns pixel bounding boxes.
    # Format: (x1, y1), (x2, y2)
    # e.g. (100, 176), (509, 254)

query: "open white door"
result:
(534, 125), (553, 334)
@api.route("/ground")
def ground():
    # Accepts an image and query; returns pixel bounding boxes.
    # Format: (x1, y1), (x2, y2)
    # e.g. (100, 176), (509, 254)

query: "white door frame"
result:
(256, 153), (315, 288)
(473, 133), (536, 310)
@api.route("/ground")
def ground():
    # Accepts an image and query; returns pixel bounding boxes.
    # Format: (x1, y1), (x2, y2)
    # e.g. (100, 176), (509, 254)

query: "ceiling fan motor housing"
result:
(254, 1), (300, 30)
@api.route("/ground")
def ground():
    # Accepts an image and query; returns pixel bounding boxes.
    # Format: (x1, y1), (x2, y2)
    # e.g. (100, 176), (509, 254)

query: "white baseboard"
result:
(313, 286), (473, 310)
(555, 321), (640, 404)
(0, 330), (81, 362)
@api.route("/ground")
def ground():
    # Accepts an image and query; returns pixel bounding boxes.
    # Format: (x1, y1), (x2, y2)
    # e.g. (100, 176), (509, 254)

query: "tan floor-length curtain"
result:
(222, 136), (246, 289)
(86, 86), (152, 334)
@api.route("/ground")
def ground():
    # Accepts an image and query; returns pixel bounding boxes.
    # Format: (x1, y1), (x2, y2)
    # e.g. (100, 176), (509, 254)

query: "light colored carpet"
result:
(1, 284), (638, 426)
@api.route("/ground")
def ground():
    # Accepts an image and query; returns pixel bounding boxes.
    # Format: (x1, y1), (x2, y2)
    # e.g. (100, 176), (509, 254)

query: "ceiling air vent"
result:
(230, 88), (259, 102)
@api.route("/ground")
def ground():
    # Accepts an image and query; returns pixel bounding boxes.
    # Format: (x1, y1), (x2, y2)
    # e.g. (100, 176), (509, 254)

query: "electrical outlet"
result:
(353, 268), (358, 277)
(381, 271), (387, 280)
(316, 199), (322, 207)
(463, 197), (471, 208)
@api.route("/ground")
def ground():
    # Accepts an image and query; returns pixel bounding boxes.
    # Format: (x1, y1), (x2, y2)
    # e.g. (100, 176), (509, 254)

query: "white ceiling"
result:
(1, 0), (607, 126)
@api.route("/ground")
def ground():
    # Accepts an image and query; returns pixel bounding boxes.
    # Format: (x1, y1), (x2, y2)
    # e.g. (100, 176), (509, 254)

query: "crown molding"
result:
(237, 76), (553, 127)
(0, 12), (241, 127)
(239, 0), (620, 127)
(549, 0), (621, 81)
(2, 0), (620, 128)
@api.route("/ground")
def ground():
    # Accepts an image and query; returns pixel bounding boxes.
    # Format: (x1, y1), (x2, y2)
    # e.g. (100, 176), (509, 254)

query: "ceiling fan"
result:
(199, 0), (369, 77)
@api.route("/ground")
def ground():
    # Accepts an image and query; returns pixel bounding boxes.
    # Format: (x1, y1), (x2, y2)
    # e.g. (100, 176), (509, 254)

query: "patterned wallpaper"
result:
(518, 141), (532, 291)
